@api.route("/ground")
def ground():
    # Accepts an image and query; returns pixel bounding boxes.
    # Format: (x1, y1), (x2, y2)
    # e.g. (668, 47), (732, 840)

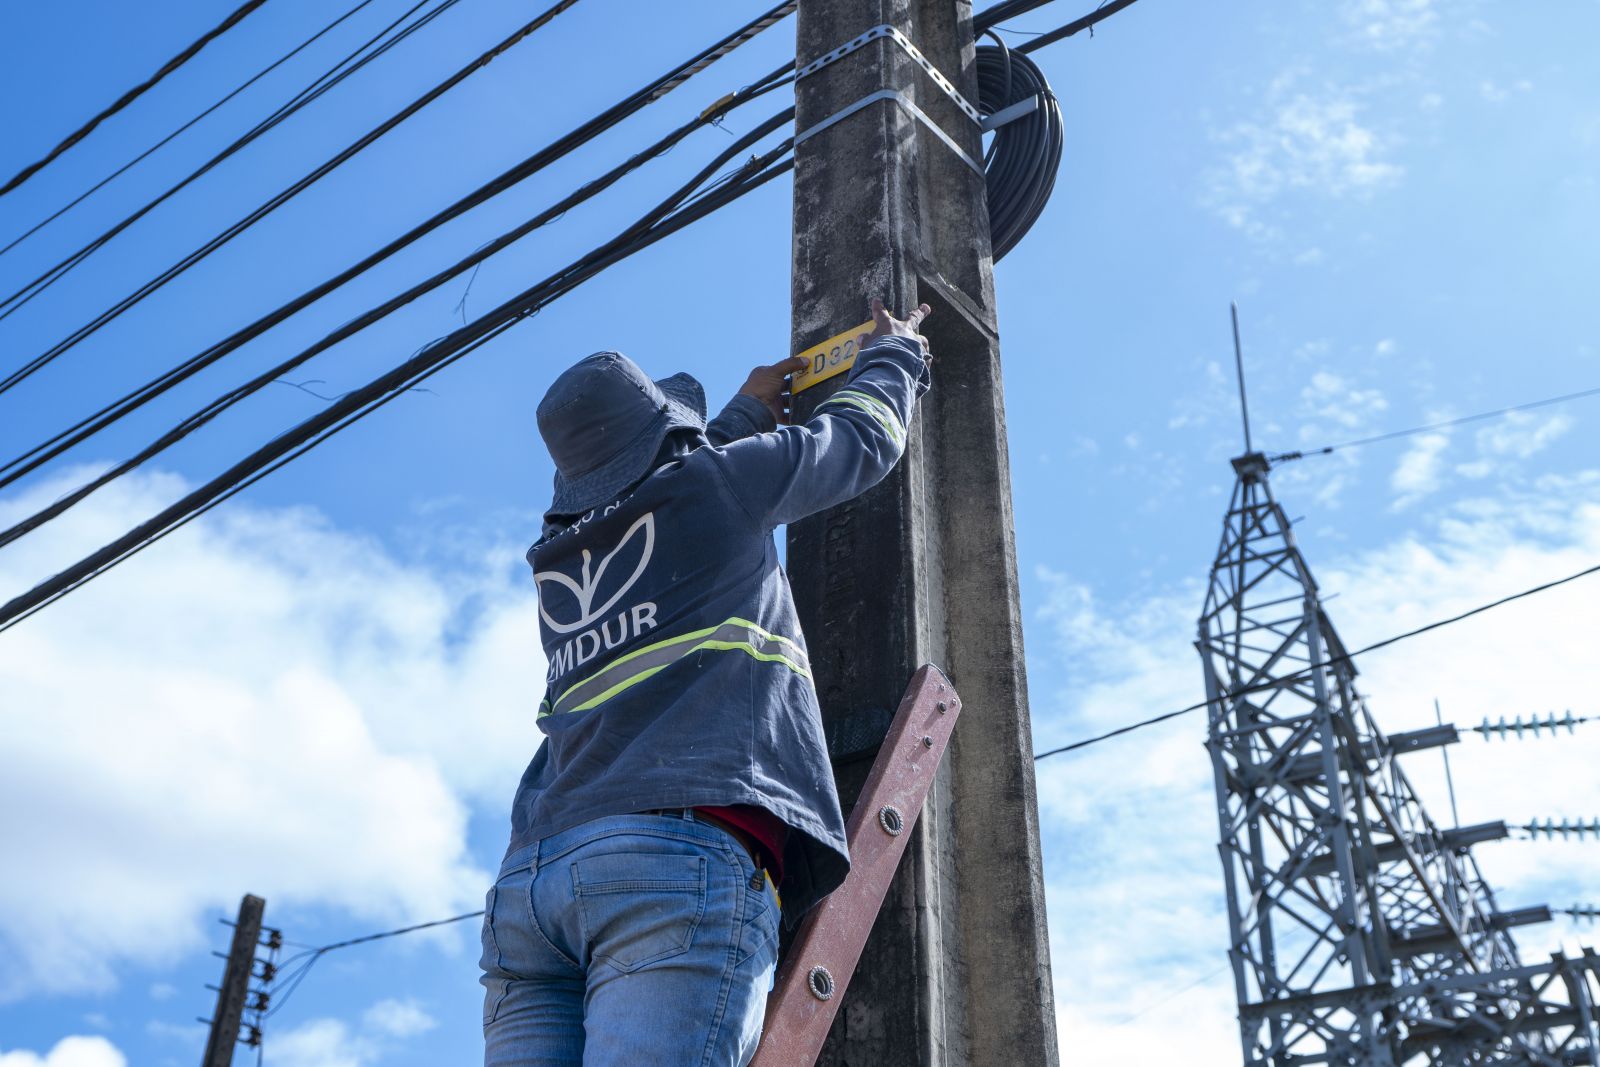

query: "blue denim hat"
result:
(537, 351), (707, 515)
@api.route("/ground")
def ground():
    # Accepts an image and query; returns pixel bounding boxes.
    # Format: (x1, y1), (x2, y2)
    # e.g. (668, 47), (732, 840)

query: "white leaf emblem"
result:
(534, 513), (655, 634)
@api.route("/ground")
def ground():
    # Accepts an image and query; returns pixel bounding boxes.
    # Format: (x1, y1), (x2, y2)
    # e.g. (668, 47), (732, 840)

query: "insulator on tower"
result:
(1471, 711), (1590, 740)
(1519, 818), (1600, 841)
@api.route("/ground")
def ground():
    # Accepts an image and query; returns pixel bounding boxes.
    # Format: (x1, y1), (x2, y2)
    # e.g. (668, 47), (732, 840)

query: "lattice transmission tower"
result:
(1196, 448), (1600, 1065)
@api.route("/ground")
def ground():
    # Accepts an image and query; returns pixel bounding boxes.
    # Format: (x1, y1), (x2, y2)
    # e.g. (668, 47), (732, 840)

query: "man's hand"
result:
(740, 299), (930, 426)
(738, 355), (809, 425)
(856, 297), (932, 361)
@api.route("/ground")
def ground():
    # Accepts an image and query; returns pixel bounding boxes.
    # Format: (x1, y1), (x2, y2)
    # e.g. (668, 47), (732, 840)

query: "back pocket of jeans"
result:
(572, 853), (707, 973)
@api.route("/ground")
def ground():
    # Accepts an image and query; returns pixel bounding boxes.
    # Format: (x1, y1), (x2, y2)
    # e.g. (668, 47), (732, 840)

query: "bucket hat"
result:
(537, 351), (707, 516)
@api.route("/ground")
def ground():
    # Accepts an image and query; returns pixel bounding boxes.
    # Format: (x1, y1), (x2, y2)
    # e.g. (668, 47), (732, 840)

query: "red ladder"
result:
(749, 664), (962, 1065)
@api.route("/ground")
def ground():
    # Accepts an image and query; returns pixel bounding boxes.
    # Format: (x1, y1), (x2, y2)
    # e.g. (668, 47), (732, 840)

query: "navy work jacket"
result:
(509, 335), (930, 922)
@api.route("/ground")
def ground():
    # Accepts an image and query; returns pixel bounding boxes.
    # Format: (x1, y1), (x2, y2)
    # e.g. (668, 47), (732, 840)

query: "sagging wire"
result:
(249, 911), (481, 1058)
(0, 0), (552, 382)
(0, 95), (796, 563)
(0, 2), (798, 495)
(1269, 383), (1600, 465)
(0, 0), (381, 259)
(0, 110), (798, 630)
(0, 0), (462, 322)
(0, 0), (270, 196)
(1034, 557), (1600, 761)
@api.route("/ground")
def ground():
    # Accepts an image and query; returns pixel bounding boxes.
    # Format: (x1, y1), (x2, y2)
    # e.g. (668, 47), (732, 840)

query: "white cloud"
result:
(1390, 411), (1574, 489)
(1165, 359), (1233, 432)
(1300, 370), (1390, 433)
(1032, 569), (1239, 1064)
(143, 1020), (200, 1046)
(0, 469), (547, 1001)
(1480, 79), (1533, 103)
(1391, 430), (1450, 504)
(270, 1019), (370, 1067)
(1478, 411), (1572, 459)
(1033, 472), (1600, 1064)
(361, 998), (437, 1039)
(1270, 370), (1389, 507)
(0, 1037), (126, 1067)
(1292, 338), (1332, 363)
(270, 996), (438, 1067)
(1207, 77), (1403, 234)
(1343, 0), (1437, 50)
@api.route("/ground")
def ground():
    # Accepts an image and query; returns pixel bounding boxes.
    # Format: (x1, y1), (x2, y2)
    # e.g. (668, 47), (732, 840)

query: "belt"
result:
(641, 808), (766, 871)
(639, 808), (782, 911)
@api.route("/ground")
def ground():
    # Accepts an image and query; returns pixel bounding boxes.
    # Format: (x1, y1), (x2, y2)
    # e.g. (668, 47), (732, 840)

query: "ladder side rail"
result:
(749, 665), (962, 1066)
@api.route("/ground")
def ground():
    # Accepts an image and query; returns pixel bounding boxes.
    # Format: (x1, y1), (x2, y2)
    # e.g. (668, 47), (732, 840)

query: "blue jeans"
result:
(480, 812), (781, 1066)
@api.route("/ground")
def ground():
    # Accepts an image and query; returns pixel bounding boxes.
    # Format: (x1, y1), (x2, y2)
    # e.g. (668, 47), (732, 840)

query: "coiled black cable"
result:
(976, 41), (1063, 262)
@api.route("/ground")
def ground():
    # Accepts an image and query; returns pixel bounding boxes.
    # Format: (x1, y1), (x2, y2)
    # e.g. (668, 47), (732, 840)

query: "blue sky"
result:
(1, 1), (1597, 1064)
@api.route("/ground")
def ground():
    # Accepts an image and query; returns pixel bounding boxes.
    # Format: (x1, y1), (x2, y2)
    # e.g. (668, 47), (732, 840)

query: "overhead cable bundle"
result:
(975, 43), (1064, 261)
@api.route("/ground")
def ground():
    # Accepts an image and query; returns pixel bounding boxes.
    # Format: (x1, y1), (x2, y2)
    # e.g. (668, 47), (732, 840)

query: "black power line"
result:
(238, 553), (1599, 1031)
(0, 98), (794, 555)
(0, 0), (380, 259)
(0, 1), (798, 492)
(0, 0), (271, 197)
(0, 111), (796, 631)
(263, 911), (483, 1025)
(1270, 383), (1600, 464)
(0, 0), (581, 394)
(0, 0), (1128, 623)
(0, 0), (456, 327)
(974, 0), (1140, 40)
(0, 0), (1111, 397)
(1015, 0), (1142, 53)
(974, 0), (1059, 34)
(1032, 558), (1600, 761)
(299, 910), (484, 954)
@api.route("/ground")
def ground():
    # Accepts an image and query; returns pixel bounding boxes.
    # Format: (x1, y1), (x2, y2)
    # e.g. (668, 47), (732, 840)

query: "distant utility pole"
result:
(202, 894), (265, 1067)
(787, 2), (1057, 1064)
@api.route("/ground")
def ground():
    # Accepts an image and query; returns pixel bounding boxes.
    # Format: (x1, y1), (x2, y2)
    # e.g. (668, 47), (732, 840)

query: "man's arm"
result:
(705, 354), (812, 445)
(705, 392), (777, 446)
(709, 299), (932, 528)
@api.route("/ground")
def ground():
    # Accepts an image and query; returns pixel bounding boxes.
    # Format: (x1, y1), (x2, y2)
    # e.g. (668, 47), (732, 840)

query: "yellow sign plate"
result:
(791, 320), (874, 394)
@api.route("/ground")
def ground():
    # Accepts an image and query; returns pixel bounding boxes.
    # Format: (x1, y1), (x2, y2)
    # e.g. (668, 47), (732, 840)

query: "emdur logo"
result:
(535, 512), (655, 635)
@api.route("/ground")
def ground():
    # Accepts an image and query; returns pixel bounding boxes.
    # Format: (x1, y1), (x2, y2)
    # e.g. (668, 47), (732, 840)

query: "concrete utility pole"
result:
(787, 2), (1058, 1063)
(202, 894), (265, 1067)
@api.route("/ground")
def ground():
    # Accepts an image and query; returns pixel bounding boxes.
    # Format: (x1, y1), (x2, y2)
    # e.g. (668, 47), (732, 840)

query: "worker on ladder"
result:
(480, 298), (932, 1066)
